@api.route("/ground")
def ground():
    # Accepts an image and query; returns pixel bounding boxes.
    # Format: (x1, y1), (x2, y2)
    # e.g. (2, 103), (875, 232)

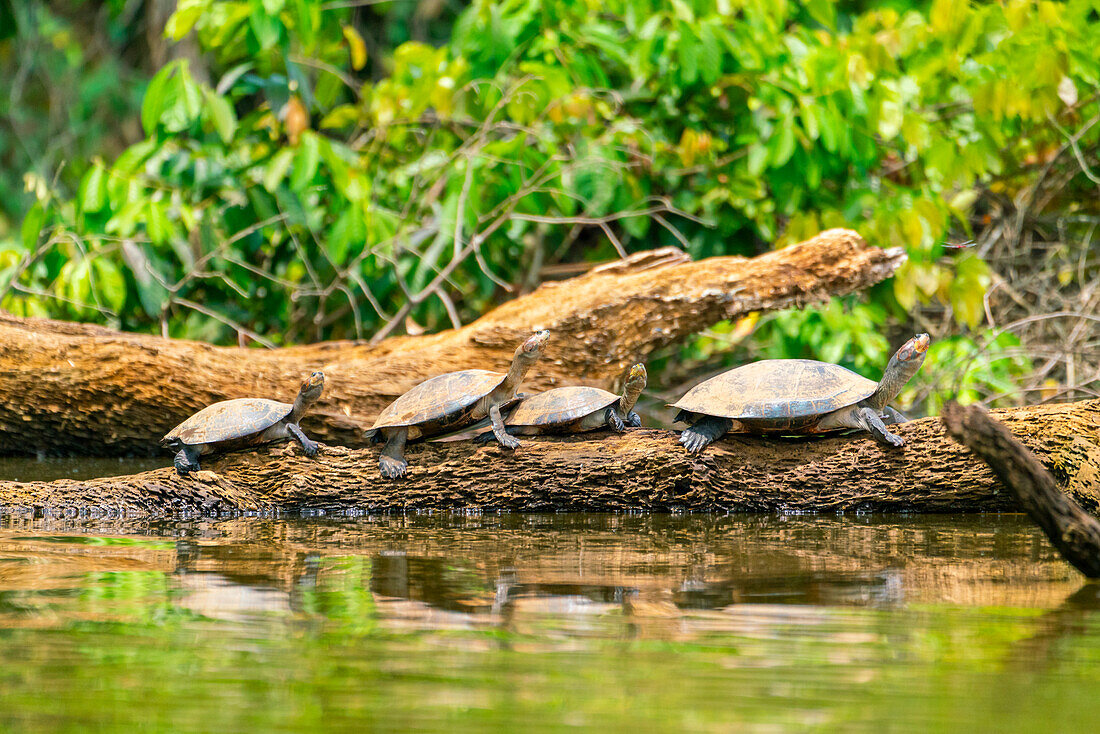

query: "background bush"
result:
(2, 0), (1097, 413)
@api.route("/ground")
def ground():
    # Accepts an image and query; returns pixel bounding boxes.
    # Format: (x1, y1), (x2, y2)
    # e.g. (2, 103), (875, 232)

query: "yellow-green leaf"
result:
(343, 25), (368, 70)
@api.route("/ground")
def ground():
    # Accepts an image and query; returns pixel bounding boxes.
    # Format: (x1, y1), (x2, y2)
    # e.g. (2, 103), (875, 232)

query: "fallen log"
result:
(0, 229), (902, 456)
(2, 399), (1097, 518)
(942, 402), (1100, 578)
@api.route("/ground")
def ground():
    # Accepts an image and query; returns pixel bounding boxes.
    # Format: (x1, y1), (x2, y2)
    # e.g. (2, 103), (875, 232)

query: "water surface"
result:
(0, 513), (1096, 732)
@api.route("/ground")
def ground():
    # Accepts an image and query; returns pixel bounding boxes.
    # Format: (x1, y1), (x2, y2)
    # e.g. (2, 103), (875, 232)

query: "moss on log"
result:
(0, 229), (903, 456)
(2, 400), (1097, 518)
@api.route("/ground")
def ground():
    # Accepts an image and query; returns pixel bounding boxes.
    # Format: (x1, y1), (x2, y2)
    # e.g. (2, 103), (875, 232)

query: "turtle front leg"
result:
(173, 445), (202, 476)
(626, 411), (642, 428)
(605, 407), (626, 432)
(490, 403), (521, 449)
(857, 406), (904, 447)
(678, 416), (733, 455)
(379, 428), (409, 479)
(286, 423), (320, 457)
(882, 406), (908, 425)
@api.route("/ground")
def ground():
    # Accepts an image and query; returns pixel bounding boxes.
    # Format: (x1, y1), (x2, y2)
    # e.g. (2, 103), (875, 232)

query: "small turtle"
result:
(671, 334), (930, 454)
(478, 364), (647, 441)
(365, 330), (550, 479)
(162, 371), (325, 475)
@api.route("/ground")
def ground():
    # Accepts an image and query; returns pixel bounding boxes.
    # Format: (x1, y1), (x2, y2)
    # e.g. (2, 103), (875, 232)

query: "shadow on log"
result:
(942, 401), (1100, 578)
(0, 229), (903, 456)
(2, 399), (1098, 518)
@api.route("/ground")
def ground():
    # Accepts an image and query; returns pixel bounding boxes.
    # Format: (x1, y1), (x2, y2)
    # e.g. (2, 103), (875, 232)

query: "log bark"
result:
(0, 229), (902, 456)
(942, 402), (1100, 578)
(2, 399), (1097, 518)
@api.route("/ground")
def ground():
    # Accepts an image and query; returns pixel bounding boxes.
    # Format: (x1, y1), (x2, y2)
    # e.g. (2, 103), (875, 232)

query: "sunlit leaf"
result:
(204, 88), (237, 144)
(290, 131), (321, 191)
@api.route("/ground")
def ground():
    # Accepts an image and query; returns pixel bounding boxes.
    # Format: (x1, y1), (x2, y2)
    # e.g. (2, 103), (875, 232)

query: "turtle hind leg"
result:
(173, 446), (201, 476)
(678, 416), (733, 455)
(379, 428), (409, 479)
(881, 406), (908, 425)
(286, 423), (319, 457)
(474, 425), (519, 445)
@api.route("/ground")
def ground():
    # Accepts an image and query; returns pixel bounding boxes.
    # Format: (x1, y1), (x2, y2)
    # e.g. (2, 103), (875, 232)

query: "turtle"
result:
(161, 371), (325, 475)
(671, 333), (930, 454)
(476, 363), (647, 442)
(365, 330), (550, 479)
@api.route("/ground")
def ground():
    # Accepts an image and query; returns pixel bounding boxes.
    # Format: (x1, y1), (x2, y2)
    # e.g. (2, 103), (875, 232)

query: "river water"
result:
(0, 501), (1097, 732)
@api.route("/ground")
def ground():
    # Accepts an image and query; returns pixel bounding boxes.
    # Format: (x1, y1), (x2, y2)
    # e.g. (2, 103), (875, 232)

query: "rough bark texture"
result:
(2, 400), (1097, 518)
(0, 229), (903, 456)
(942, 401), (1100, 578)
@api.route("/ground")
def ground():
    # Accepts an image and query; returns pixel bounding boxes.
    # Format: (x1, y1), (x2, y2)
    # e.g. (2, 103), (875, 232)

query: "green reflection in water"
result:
(0, 514), (1097, 732)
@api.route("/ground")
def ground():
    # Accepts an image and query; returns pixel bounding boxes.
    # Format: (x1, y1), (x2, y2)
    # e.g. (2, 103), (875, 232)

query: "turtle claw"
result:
(302, 441), (320, 458)
(379, 455), (408, 479)
(497, 433), (522, 450)
(680, 428), (714, 455)
(626, 412), (642, 428)
(884, 433), (905, 448)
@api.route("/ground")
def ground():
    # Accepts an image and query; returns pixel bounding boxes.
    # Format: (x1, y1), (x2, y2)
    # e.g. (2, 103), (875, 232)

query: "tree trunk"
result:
(2, 400), (1097, 518)
(0, 229), (903, 456)
(942, 402), (1100, 578)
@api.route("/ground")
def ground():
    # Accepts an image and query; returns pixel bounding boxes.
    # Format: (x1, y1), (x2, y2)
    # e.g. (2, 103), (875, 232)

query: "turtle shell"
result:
(164, 399), (293, 446)
(370, 370), (506, 431)
(670, 360), (878, 423)
(506, 387), (620, 427)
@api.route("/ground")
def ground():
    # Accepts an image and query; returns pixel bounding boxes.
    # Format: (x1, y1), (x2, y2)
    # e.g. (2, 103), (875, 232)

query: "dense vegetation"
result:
(1, 0), (1097, 411)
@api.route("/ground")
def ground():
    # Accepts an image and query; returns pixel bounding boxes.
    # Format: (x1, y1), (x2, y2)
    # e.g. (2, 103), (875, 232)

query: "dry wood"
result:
(1, 399), (1097, 518)
(0, 228), (903, 456)
(942, 401), (1100, 578)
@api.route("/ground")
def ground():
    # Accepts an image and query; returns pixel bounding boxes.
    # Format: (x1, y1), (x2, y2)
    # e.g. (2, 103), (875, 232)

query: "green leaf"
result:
(141, 63), (177, 136)
(327, 206), (366, 264)
(804, 0), (836, 30)
(263, 149), (295, 192)
(677, 22), (699, 84)
(93, 259), (127, 312)
(21, 203), (46, 250)
(290, 132), (321, 190)
(158, 63), (202, 133)
(698, 22), (723, 86)
(204, 88), (237, 143)
(166, 0), (205, 40)
(249, 1), (282, 49)
(746, 143), (768, 176)
(769, 122), (797, 167)
(79, 165), (107, 214)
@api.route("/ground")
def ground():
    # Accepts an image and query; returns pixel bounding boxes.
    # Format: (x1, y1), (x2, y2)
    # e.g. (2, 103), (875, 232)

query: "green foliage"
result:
(4, 0), (1098, 402)
(0, 1), (147, 238)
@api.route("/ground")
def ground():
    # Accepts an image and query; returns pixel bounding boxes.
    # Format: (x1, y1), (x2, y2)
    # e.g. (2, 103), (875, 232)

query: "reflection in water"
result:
(0, 514), (1097, 732)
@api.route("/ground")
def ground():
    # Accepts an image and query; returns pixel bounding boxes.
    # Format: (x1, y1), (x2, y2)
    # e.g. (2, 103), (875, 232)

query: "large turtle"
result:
(162, 371), (325, 475)
(365, 330), (550, 479)
(671, 334), (930, 454)
(477, 364), (647, 442)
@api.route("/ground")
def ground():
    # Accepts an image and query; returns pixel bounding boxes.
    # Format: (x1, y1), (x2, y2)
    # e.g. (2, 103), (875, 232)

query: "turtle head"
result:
(626, 363), (648, 389)
(296, 371), (326, 407)
(515, 330), (550, 364)
(873, 334), (930, 410)
(503, 331), (549, 395)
